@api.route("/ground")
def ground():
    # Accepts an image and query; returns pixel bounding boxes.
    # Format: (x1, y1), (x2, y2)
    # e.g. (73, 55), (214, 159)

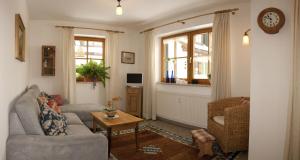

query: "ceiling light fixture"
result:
(116, 0), (123, 16)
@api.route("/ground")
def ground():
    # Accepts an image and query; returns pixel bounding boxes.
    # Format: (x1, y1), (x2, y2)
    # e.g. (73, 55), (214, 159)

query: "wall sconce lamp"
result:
(243, 29), (251, 46)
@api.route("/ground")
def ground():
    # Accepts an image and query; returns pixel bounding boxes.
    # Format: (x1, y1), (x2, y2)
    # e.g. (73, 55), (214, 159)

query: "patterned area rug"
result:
(100, 123), (240, 160)
(111, 130), (199, 160)
(140, 145), (162, 155)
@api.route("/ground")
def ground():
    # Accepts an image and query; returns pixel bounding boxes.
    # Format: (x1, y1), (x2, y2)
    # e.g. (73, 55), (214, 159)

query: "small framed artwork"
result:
(42, 46), (56, 76)
(15, 14), (25, 62)
(121, 51), (135, 64)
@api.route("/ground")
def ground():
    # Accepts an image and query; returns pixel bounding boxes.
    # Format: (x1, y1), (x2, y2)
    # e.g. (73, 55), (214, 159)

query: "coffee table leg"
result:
(92, 117), (96, 133)
(107, 127), (112, 158)
(135, 124), (139, 150)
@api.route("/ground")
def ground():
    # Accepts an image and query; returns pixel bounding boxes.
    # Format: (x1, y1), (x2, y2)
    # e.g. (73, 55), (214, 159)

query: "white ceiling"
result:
(26, 0), (248, 26)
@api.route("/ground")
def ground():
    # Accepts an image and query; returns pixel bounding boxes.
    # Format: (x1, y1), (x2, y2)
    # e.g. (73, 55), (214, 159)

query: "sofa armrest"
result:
(7, 134), (108, 160)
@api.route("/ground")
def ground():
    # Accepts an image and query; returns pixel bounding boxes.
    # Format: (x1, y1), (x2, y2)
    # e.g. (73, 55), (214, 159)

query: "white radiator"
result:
(156, 89), (211, 128)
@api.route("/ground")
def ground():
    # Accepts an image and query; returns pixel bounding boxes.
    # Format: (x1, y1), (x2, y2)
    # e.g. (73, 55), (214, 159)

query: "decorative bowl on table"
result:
(104, 108), (117, 118)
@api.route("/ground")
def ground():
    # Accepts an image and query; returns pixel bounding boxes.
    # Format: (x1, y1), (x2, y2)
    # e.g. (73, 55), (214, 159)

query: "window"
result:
(75, 37), (105, 66)
(161, 28), (212, 85)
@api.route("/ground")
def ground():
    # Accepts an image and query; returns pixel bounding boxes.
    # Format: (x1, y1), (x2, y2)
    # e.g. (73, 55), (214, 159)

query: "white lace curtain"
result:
(211, 12), (231, 101)
(105, 32), (120, 102)
(285, 0), (300, 159)
(62, 28), (76, 104)
(143, 31), (157, 120)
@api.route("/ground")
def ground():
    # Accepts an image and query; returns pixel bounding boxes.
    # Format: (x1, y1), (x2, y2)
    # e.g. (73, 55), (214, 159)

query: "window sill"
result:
(157, 82), (211, 87)
(76, 81), (100, 84)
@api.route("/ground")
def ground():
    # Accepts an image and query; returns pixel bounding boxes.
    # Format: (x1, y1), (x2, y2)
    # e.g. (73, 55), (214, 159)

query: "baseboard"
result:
(156, 116), (202, 130)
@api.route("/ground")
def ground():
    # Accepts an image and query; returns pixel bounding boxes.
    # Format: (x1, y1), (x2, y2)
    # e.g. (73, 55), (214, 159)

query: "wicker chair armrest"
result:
(208, 97), (243, 118)
(224, 104), (250, 134)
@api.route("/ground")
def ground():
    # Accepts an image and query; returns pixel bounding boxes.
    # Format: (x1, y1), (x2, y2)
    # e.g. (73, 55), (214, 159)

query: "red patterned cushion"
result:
(37, 92), (62, 114)
(50, 95), (64, 106)
(191, 129), (215, 143)
(47, 99), (61, 113)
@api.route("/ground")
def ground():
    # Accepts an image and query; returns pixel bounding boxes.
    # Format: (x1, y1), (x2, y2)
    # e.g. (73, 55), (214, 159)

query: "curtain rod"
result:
(55, 25), (125, 34)
(140, 8), (239, 34)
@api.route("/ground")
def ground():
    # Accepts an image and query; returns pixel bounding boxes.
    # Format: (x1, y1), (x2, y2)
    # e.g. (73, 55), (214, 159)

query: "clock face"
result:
(258, 8), (285, 34)
(262, 12), (280, 27)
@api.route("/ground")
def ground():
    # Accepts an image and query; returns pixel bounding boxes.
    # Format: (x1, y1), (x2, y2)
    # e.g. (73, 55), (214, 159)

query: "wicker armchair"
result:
(207, 97), (250, 153)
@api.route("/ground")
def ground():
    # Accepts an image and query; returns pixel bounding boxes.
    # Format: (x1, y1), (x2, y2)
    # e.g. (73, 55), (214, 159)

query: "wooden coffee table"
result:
(91, 110), (143, 157)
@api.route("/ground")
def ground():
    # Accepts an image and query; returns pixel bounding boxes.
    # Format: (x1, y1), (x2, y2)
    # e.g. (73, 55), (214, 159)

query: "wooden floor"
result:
(111, 130), (211, 160)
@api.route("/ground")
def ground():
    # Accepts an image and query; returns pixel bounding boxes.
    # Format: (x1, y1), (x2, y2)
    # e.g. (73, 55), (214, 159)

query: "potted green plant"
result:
(76, 61), (110, 87)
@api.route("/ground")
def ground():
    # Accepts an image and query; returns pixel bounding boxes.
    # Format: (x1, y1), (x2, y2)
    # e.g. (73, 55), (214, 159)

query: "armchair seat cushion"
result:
(213, 116), (224, 126)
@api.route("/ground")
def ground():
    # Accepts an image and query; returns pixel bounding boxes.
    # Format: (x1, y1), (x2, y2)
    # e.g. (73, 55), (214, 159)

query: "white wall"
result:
(143, 1), (251, 126)
(0, 0), (30, 159)
(29, 20), (144, 109)
(29, 20), (63, 95)
(76, 82), (106, 104)
(249, 0), (293, 160)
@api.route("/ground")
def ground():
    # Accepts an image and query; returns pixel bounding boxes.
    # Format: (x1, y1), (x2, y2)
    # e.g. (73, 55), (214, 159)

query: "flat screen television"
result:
(127, 73), (143, 86)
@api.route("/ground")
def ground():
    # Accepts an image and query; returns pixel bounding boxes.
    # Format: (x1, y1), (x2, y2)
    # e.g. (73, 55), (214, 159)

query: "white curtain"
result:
(105, 32), (120, 102)
(143, 31), (157, 120)
(285, 0), (300, 159)
(211, 12), (231, 101)
(62, 28), (76, 104)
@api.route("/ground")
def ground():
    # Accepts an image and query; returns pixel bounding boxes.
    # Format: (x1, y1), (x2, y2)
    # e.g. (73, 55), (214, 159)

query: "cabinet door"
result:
(127, 93), (138, 115)
(126, 87), (142, 117)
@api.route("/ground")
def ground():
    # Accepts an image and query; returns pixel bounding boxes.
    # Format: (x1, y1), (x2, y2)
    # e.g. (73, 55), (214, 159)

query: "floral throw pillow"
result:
(39, 103), (68, 136)
(47, 99), (61, 113)
(49, 95), (64, 106)
(37, 92), (62, 113)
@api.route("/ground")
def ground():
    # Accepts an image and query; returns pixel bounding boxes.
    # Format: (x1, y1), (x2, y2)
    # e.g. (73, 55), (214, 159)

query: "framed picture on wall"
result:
(15, 14), (25, 62)
(41, 46), (56, 76)
(121, 51), (135, 64)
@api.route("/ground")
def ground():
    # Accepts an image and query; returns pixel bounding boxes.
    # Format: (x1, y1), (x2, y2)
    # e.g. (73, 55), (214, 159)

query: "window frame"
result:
(161, 28), (212, 85)
(74, 36), (106, 65)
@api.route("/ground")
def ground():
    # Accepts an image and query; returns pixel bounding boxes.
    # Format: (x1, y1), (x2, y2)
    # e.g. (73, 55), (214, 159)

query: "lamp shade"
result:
(116, 5), (123, 15)
(243, 34), (250, 45)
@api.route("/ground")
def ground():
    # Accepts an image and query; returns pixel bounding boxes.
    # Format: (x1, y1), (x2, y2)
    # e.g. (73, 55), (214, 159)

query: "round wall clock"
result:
(257, 7), (285, 34)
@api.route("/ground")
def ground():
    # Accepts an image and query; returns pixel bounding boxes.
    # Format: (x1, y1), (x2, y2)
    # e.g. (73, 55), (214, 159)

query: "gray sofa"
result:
(6, 85), (108, 160)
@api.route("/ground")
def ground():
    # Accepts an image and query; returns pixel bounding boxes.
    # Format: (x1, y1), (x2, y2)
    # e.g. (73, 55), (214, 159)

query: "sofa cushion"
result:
(9, 112), (26, 135)
(15, 93), (45, 135)
(213, 116), (224, 126)
(40, 103), (68, 136)
(28, 85), (41, 98)
(61, 104), (104, 122)
(66, 125), (93, 135)
(64, 113), (84, 125)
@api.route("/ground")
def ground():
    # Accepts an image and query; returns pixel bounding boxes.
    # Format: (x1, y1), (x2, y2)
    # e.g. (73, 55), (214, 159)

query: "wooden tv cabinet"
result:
(126, 86), (143, 117)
